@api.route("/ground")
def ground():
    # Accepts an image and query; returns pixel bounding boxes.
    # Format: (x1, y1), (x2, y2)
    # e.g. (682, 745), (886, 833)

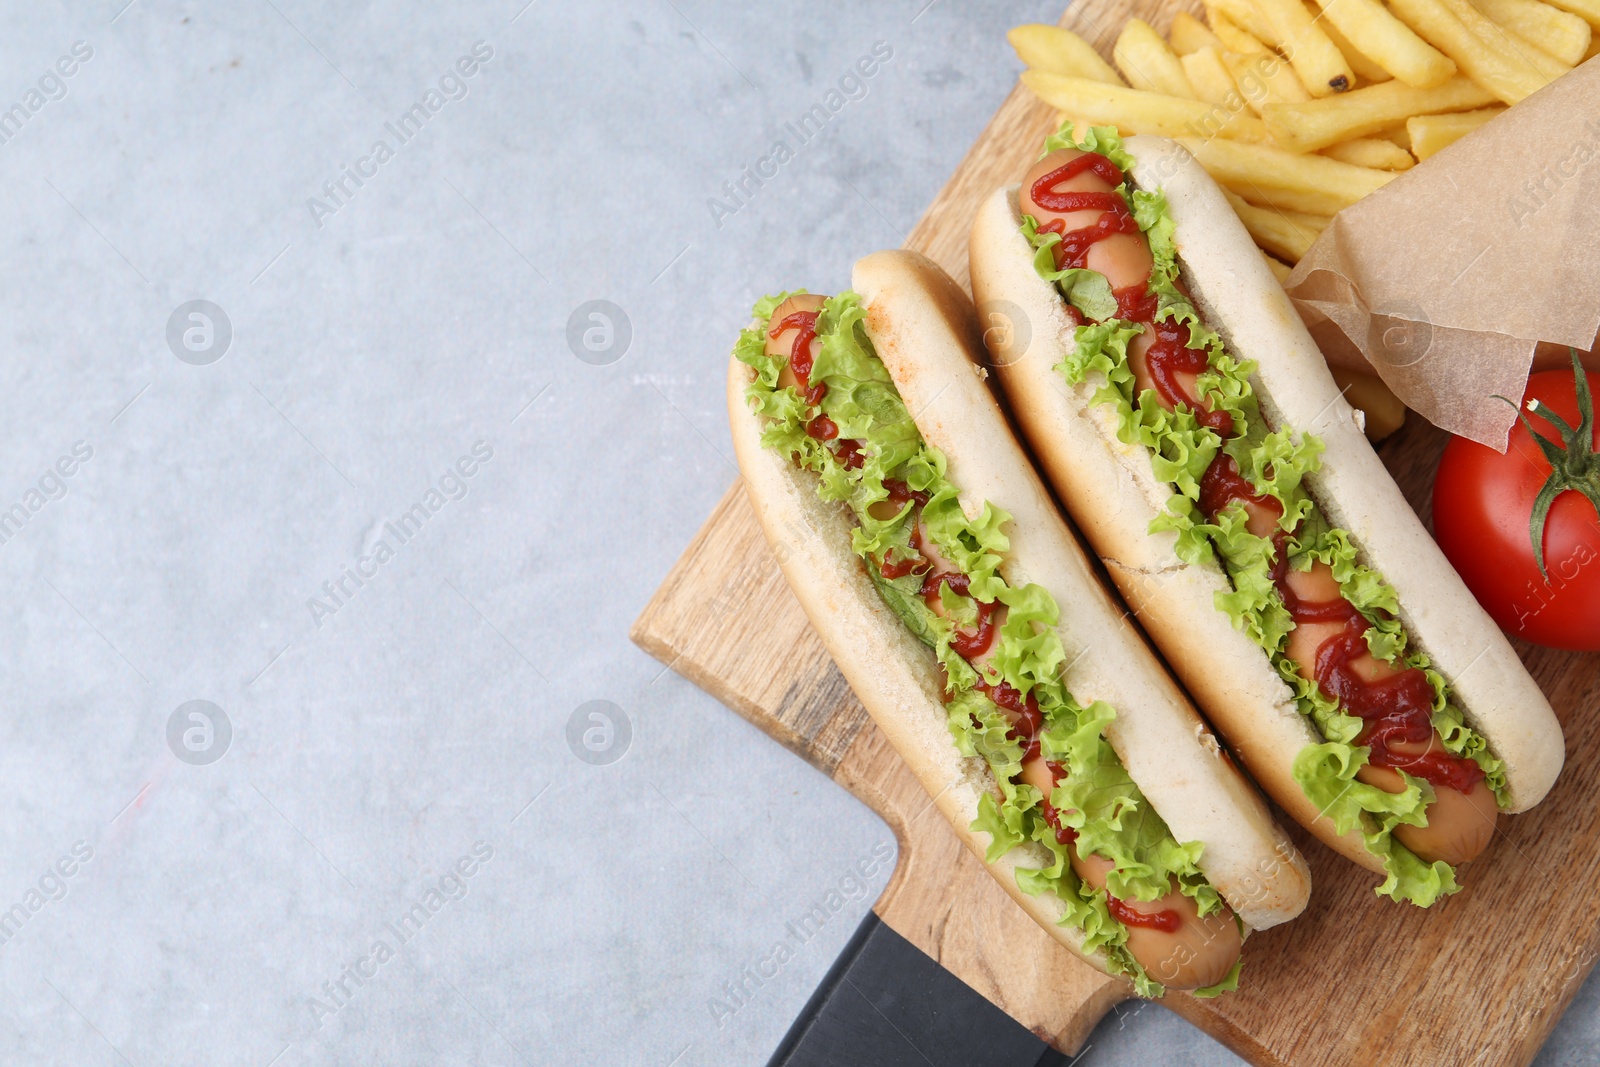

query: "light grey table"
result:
(0, 2), (1592, 1065)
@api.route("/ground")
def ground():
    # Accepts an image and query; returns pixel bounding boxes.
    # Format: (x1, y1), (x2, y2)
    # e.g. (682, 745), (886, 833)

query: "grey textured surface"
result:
(0, 2), (1593, 1065)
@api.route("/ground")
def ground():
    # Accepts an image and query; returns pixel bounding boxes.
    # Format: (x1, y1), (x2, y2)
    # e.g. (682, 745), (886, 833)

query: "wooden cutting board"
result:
(631, 4), (1600, 1062)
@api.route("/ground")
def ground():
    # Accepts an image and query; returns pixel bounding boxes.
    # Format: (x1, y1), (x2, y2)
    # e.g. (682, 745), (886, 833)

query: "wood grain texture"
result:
(630, 5), (1600, 1063)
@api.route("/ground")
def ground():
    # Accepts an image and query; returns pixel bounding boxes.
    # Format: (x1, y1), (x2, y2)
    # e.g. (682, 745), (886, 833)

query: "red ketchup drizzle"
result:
(1030, 153), (1142, 271)
(1198, 454), (1275, 526)
(878, 480), (932, 579)
(770, 310), (827, 405)
(806, 414), (838, 440)
(921, 571), (998, 660)
(835, 439), (865, 470)
(1311, 619), (1484, 792)
(1146, 321), (1234, 435)
(1115, 286), (1158, 322)
(1107, 894), (1184, 933)
(1035, 759), (1078, 846)
(1277, 565), (1483, 793)
(985, 679), (1043, 760)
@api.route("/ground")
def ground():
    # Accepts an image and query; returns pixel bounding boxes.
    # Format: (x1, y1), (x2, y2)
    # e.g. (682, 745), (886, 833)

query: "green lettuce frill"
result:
(736, 288), (1233, 996)
(1027, 123), (1508, 907)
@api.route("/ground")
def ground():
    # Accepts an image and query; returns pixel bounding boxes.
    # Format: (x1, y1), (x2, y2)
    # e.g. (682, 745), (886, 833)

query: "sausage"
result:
(1280, 566), (1498, 865)
(1019, 149), (1152, 292)
(1356, 747), (1499, 866)
(1017, 746), (1242, 990)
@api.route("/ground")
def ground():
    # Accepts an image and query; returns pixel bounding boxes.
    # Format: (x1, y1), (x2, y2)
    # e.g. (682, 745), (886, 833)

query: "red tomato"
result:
(1433, 360), (1600, 651)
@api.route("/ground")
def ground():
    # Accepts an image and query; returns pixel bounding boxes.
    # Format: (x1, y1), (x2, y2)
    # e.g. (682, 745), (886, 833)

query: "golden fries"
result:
(1222, 48), (1313, 116)
(1224, 189), (1332, 259)
(1253, 0), (1358, 93)
(1183, 46), (1244, 105)
(1007, 0), (1563, 273)
(1170, 11), (1227, 54)
(1388, 0), (1559, 103)
(1469, 0), (1591, 64)
(1372, 122), (1414, 148)
(1543, 0), (1600, 30)
(1437, 0), (1572, 78)
(1262, 251), (1296, 282)
(1209, 0), (1281, 42)
(1209, 6), (1276, 52)
(1262, 74), (1497, 150)
(1331, 367), (1408, 439)
(1319, 137), (1417, 168)
(1114, 18), (1198, 97)
(1008, 24), (1126, 84)
(1406, 105), (1507, 157)
(1176, 135), (1396, 214)
(1308, 0), (1459, 85)
(1308, 3), (1395, 83)
(1022, 70), (1278, 143)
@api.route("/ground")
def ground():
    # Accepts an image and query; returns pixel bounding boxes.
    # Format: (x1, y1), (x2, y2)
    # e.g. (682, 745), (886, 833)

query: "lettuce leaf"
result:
(1026, 121), (1508, 907)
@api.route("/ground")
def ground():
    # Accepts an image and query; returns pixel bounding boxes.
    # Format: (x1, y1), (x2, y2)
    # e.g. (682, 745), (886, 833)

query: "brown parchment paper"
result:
(1284, 58), (1600, 450)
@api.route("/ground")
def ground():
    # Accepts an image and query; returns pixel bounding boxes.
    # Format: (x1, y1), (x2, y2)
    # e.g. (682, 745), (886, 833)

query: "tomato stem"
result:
(1494, 351), (1600, 579)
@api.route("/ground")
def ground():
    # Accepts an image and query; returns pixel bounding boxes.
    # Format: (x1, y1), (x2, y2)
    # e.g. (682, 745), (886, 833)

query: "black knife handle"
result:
(768, 912), (1072, 1067)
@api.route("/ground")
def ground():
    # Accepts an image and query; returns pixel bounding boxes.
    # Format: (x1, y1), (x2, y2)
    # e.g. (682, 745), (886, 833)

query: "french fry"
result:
(1308, 2), (1396, 84)
(1406, 105), (1506, 157)
(1183, 46), (1246, 105)
(1543, 0), (1600, 30)
(1262, 74), (1498, 150)
(1114, 18), (1199, 97)
(1021, 70), (1278, 143)
(1208, 6), (1277, 52)
(1308, 0), (1458, 85)
(1262, 251), (1296, 283)
(1586, 25), (1600, 53)
(1224, 189), (1331, 260)
(1170, 11), (1227, 54)
(1330, 367), (1407, 440)
(1437, 0), (1571, 79)
(1372, 122), (1414, 149)
(1469, 0), (1590, 63)
(1222, 47), (1313, 116)
(1319, 136), (1417, 168)
(1209, 0), (1281, 42)
(1388, 0), (1558, 102)
(1008, 24), (1127, 85)
(1176, 135), (1396, 214)
(1251, 0), (1358, 93)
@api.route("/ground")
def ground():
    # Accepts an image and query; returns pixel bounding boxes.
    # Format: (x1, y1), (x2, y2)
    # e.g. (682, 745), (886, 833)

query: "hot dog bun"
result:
(968, 135), (1564, 878)
(728, 250), (1311, 983)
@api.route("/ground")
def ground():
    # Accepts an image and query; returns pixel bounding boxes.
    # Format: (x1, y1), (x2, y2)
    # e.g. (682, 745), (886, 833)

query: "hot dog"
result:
(970, 126), (1565, 904)
(729, 250), (1309, 995)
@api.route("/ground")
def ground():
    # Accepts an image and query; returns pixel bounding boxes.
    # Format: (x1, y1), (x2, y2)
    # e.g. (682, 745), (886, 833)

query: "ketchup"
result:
(1309, 618), (1484, 792)
(806, 414), (838, 441)
(1030, 152), (1141, 272)
(921, 571), (999, 660)
(1197, 455), (1275, 527)
(1036, 760), (1078, 846)
(1151, 329), (1233, 434)
(883, 478), (929, 510)
(835, 439), (865, 470)
(1107, 894), (1184, 933)
(770, 310), (827, 405)
(1114, 285), (1158, 322)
